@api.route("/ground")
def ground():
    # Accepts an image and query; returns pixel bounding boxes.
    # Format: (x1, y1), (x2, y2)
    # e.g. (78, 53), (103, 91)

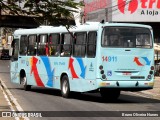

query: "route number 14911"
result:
(102, 56), (117, 62)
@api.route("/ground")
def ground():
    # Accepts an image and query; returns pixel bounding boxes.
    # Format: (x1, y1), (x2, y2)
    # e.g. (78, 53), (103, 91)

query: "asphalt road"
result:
(0, 60), (160, 120)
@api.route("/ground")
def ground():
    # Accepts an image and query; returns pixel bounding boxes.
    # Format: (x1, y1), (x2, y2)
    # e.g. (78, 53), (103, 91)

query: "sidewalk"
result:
(0, 86), (11, 111)
(140, 77), (160, 100)
(0, 82), (15, 120)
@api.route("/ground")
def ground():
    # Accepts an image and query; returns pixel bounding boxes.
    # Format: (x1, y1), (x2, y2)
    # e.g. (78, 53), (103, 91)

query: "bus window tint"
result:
(136, 34), (151, 48)
(87, 32), (97, 57)
(61, 33), (72, 56)
(73, 32), (87, 57)
(28, 35), (37, 55)
(102, 27), (152, 48)
(12, 39), (19, 61)
(38, 35), (48, 56)
(49, 34), (60, 56)
(20, 35), (28, 55)
(102, 29), (109, 46)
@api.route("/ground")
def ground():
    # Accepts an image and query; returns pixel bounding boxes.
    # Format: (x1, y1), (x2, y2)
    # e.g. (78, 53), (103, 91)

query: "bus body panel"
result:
(100, 48), (154, 81)
(17, 56), (98, 92)
(10, 61), (19, 84)
(10, 37), (20, 84)
(10, 22), (155, 94)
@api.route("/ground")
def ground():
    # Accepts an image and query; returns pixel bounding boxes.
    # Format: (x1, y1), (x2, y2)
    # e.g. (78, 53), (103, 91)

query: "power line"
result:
(76, 0), (132, 20)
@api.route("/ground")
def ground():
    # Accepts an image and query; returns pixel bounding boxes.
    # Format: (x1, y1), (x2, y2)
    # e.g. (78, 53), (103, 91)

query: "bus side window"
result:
(102, 29), (108, 46)
(28, 35), (37, 56)
(61, 33), (72, 57)
(73, 32), (87, 57)
(109, 35), (119, 46)
(38, 34), (48, 56)
(11, 39), (19, 61)
(49, 34), (60, 56)
(87, 31), (97, 58)
(20, 35), (28, 55)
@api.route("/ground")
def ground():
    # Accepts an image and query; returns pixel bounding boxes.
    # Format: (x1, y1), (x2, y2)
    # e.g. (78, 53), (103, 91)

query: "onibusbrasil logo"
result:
(118, 0), (138, 14)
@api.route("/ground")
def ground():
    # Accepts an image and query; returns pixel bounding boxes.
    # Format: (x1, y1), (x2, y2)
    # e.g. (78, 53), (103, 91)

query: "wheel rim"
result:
(62, 80), (68, 94)
(21, 77), (26, 86)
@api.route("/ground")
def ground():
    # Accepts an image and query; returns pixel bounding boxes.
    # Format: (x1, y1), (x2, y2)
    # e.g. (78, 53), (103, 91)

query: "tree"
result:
(0, 0), (83, 26)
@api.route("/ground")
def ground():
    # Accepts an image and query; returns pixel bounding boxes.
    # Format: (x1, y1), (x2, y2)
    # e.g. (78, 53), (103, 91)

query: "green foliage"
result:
(0, 0), (83, 25)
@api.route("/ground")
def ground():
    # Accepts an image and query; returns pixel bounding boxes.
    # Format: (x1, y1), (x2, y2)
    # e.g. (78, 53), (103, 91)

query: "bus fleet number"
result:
(102, 56), (117, 62)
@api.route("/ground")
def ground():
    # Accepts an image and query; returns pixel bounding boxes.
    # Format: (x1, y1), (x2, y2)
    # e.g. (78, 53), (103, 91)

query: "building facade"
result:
(83, 0), (160, 62)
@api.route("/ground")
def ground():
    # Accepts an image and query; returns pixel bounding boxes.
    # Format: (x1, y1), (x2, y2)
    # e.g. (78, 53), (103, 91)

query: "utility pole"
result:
(83, 0), (86, 23)
(0, 3), (2, 44)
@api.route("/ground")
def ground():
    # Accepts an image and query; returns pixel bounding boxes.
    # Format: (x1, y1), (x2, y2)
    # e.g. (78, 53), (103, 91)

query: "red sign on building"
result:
(84, 0), (107, 15)
(118, 0), (160, 14)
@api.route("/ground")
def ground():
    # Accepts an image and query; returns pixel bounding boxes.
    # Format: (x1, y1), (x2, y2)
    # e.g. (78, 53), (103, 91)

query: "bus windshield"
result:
(102, 27), (152, 48)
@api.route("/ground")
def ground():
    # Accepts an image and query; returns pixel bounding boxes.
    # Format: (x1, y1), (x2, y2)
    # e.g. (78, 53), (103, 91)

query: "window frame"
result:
(73, 32), (87, 57)
(101, 26), (153, 49)
(27, 34), (37, 56)
(37, 34), (48, 56)
(19, 35), (28, 56)
(87, 31), (97, 58)
(11, 38), (19, 61)
(60, 33), (73, 57)
(48, 33), (60, 56)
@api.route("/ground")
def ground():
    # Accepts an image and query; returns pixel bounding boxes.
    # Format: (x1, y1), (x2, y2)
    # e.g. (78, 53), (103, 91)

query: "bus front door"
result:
(10, 39), (19, 84)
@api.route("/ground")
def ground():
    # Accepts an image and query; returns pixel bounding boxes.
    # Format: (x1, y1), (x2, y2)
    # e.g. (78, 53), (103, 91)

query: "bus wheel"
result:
(21, 76), (31, 91)
(61, 75), (70, 98)
(100, 88), (120, 101)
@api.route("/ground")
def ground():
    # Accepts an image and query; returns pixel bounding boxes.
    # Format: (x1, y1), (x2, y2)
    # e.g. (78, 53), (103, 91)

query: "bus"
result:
(10, 22), (155, 100)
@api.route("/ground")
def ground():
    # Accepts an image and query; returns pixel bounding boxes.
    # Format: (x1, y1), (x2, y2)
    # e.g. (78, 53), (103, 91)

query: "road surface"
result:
(0, 60), (160, 120)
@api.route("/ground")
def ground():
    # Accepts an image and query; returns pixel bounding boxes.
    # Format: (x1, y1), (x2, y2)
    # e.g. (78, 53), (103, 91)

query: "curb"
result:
(140, 91), (160, 100)
(139, 77), (160, 100)
(0, 79), (29, 120)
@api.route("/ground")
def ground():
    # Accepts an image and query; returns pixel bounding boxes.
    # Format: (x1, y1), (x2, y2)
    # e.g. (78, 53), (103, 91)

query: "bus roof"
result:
(14, 22), (100, 35)
(104, 22), (152, 29)
(14, 22), (152, 35)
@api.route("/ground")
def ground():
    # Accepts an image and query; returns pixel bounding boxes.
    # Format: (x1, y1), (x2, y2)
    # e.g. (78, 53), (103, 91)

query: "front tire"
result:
(21, 76), (31, 91)
(61, 75), (71, 98)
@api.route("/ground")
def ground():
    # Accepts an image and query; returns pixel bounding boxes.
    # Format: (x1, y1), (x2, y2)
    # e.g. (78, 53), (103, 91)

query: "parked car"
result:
(0, 49), (10, 60)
